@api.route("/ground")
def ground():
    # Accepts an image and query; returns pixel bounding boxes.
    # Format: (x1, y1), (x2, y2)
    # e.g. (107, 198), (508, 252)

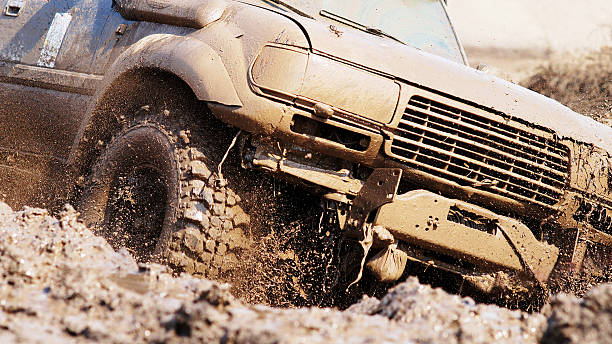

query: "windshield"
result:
(256, 0), (466, 64)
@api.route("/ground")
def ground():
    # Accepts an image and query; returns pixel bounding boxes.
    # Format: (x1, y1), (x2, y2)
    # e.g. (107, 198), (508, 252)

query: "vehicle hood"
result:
(290, 16), (612, 153)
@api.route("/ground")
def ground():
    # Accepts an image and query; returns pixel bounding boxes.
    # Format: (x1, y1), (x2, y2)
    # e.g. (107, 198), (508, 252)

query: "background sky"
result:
(446, 0), (612, 80)
(447, 0), (612, 53)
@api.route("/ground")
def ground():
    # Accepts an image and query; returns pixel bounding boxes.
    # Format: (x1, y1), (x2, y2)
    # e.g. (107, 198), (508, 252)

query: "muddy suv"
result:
(0, 0), (610, 297)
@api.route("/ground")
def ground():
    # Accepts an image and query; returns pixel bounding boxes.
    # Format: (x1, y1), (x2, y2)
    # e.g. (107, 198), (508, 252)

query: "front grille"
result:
(389, 96), (570, 208)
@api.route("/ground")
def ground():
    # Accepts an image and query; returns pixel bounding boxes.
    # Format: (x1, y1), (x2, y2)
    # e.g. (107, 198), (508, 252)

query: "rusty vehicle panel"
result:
(0, 0), (610, 300)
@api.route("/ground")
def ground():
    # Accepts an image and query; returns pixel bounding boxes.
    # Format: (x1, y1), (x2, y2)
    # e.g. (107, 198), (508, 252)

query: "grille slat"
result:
(395, 117), (568, 181)
(404, 103), (568, 163)
(390, 144), (562, 205)
(409, 98), (568, 157)
(389, 96), (570, 208)
(392, 134), (565, 193)
(399, 109), (569, 170)
(391, 141), (562, 202)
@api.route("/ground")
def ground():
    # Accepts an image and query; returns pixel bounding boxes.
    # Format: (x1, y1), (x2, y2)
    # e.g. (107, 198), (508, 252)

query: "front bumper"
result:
(373, 189), (559, 283)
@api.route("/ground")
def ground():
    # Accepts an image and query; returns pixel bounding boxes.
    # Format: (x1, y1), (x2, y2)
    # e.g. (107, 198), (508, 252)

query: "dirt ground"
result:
(1, 49), (612, 343)
(0, 202), (610, 344)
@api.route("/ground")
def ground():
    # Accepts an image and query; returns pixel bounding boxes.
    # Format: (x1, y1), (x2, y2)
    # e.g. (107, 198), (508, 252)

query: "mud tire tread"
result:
(80, 105), (250, 281)
(168, 142), (250, 279)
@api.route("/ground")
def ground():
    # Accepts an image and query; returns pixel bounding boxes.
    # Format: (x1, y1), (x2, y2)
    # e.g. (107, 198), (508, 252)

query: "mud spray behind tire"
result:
(77, 83), (339, 307)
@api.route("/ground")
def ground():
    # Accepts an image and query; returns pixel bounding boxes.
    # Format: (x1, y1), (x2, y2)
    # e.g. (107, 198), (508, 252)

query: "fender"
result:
(116, 0), (229, 29)
(68, 33), (242, 166)
(103, 33), (242, 106)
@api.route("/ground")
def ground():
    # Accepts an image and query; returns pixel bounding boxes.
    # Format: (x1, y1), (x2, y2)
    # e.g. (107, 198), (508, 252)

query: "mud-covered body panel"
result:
(292, 14), (612, 153)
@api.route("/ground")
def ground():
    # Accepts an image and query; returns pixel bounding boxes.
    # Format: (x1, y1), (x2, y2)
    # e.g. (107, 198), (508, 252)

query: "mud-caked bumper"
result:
(374, 190), (559, 283)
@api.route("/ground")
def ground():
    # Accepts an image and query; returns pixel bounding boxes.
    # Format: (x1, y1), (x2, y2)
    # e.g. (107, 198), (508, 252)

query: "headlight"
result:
(250, 44), (400, 124)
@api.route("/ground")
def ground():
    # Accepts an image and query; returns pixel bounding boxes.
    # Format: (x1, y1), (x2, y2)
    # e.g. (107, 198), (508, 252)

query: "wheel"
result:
(77, 103), (252, 280)
(77, 94), (340, 306)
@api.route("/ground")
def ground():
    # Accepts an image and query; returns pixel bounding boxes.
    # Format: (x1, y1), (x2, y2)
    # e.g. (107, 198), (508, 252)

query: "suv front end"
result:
(117, 0), (612, 293)
(234, 0), (611, 290)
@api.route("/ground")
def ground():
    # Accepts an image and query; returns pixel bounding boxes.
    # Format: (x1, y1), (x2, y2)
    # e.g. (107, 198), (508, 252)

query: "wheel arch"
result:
(103, 33), (242, 107)
(68, 34), (241, 181)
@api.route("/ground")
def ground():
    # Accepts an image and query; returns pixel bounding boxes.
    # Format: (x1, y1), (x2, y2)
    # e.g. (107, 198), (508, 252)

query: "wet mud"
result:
(0, 202), (610, 343)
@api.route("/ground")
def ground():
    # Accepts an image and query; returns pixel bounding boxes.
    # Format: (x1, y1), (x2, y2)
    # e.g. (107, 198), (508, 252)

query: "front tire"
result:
(78, 105), (251, 279)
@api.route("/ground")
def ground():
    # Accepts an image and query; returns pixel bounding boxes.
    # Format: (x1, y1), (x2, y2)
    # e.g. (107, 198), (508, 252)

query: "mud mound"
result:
(2, 202), (612, 343)
(541, 284), (612, 344)
(349, 278), (545, 344)
(522, 47), (612, 125)
(0, 203), (509, 343)
(0, 202), (394, 343)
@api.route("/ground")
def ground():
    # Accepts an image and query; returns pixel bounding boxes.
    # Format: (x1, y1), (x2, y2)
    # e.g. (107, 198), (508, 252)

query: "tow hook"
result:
(344, 168), (402, 289)
(345, 168), (402, 237)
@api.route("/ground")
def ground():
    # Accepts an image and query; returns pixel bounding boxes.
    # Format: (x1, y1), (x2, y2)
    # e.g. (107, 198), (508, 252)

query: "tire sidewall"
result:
(78, 122), (181, 259)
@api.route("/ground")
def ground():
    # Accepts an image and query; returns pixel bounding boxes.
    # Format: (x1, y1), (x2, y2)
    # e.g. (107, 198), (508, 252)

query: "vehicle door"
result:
(0, 0), (113, 207)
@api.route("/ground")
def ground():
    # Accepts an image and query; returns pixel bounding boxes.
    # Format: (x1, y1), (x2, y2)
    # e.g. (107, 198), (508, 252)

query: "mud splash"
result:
(226, 178), (340, 307)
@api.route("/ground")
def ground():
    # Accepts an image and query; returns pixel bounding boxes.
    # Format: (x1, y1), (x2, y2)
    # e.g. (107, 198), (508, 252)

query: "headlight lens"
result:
(251, 44), (400, 124)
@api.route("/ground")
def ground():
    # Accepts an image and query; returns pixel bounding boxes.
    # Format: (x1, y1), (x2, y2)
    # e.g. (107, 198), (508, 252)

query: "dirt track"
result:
(1, 48), (611, 343)
(0, 202), (610, 343)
